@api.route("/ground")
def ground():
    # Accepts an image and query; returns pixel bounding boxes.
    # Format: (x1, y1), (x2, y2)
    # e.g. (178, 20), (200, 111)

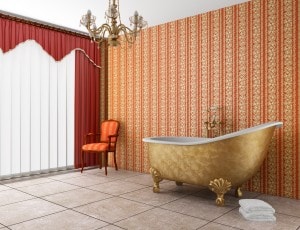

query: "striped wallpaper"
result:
(108, 0), (299, 199)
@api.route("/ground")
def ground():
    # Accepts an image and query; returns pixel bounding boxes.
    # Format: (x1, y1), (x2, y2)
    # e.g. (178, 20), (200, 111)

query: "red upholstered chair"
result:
(81, 119), (120, 175)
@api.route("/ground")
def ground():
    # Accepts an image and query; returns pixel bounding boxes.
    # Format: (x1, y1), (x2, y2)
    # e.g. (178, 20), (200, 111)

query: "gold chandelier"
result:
(80, 0), (147, 47)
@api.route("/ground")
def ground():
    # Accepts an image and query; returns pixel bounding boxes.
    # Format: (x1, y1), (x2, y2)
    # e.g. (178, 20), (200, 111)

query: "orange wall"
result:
(108, 0), (299, 199)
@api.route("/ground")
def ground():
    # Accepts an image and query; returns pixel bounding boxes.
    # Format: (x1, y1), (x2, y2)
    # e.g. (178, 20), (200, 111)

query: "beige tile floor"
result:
(0, 167), (300, 230)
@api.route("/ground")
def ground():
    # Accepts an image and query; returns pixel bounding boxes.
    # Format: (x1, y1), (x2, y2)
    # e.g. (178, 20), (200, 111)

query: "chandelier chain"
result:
(118, 0), (122, 24)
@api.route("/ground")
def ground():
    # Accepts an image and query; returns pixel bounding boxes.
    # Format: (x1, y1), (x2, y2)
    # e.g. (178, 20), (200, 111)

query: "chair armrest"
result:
(108, 134), (119, 141)
(108, 134), (119, 148)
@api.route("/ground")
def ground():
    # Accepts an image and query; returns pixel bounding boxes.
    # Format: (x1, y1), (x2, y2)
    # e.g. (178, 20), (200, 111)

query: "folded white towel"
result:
(239, 199), (275, 213)
(239, 207), (276, 221)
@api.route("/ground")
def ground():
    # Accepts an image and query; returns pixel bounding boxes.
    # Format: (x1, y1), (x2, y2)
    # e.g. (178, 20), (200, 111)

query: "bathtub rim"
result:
(142, 121), (283, 145)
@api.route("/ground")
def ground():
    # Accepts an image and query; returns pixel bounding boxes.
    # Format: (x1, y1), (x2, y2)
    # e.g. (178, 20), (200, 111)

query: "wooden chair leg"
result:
(99, 153), (102, 169)
(113, 151), (118, 171)
(104, 151), (108, 175)
(81, 151), (84, 173)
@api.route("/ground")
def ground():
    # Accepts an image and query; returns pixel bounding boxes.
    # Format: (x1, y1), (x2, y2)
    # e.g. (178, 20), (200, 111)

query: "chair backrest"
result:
(100, 120), (120, 143)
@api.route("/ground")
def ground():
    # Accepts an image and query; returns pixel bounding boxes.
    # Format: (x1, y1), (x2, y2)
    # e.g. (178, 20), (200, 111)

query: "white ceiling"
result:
(0, 0), (250, 32)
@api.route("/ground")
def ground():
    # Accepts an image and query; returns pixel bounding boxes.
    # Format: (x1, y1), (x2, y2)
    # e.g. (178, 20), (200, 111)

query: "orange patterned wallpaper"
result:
(108, 0), (299, 199)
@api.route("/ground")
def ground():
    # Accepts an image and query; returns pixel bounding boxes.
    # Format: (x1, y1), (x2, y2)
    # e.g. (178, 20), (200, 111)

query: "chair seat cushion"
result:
(82, 143), (109, 152)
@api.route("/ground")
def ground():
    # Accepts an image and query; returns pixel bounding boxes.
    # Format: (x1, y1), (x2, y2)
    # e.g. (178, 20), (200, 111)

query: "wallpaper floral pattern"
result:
(108, 0), (299, 199)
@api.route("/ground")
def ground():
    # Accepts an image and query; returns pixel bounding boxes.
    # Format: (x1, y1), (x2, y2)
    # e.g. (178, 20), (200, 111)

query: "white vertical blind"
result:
(0, 40), (75, 177)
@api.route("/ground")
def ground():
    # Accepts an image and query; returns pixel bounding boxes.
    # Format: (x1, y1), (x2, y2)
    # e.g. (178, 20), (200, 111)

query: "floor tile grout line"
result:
(197, 221), (243, 230)
(4, 168), (152, 191)
(63, 196), (114, 209)
(11, 171), (216, 200)
(211, 206), (240, 223)
(109, 204), (216, 230)
(69, 202), (153, 226)
(5, 182), (300, 229)
(157, 205), (212, 223)
(96, 224), (127, 230)
(0, 196), (37, 208)
(154, 190), (242, 223)
(0, 166), (136, 186)
(7, 206), (124, 229)
(0, 168), (82, 185)
(62, 179), (149, 193)
(52, 168), (156, 186)
(115, 190), (195, 212)
(82, 169), (144, 178)
(1, 170), (300, 229)
(194, 206), (244, 230)
(0, 175), (152, 209)
(45, 179), (118, 190)
(6, 209), (69, 228)
(274, 212), (300, 220)
(85, 184), (152, 197)
(0, 184), (92, 214)
(9, 183), (81, 199)
(47, 174), (86, 181)
(0, 184), (14, 191)
(12, 186), (115, 211)
(28, 172), (132, 191)
(2, 193), (115, 228)
(68, 208), (114, 226)
(110, 193), (156, 208)
(1, 178), (57, 190)
(112, 206), (157, 225)
(0, 221), (11, 230)
(38, 187), (116, 206)
(29, 185), (154, 215)
(59, 188), (159, 220)
(1, 169), (110, 189)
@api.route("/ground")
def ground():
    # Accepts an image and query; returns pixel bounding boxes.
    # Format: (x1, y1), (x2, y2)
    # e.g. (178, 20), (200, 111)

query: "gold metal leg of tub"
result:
(150, 167), (163, 193)
(209, 178), (232, 206)
(235, 187), (243, 198)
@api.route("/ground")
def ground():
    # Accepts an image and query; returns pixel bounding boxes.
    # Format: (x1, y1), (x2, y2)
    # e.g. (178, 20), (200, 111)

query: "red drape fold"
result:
(75, 51), (101, 168)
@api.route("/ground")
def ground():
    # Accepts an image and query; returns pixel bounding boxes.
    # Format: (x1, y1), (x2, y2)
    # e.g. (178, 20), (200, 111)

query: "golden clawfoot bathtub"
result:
(143, 122), (283, 206)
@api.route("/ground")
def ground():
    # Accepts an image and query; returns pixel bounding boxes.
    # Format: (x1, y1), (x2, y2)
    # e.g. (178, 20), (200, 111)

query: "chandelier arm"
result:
(119, 26), (136, 44)
(95, 34), (106, 44)
(85, 23), (112, 44)
(117, 24), (135, 33)
(93, 23), (112, 35)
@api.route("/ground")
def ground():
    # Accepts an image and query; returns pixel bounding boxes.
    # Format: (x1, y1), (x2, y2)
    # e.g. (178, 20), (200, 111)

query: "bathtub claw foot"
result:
(150, 167), (163, 193)
(153, 186), (160, 193)
(235, 187), (243, 198)
(175, 181), (183, 186)
(209, 178), (232, 206)
(216, 196), (225, 206)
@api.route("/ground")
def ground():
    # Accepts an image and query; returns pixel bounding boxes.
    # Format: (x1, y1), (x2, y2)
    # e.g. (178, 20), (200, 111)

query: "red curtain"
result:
(0, 14), (100, 168)
(75, 51), (101, 168)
